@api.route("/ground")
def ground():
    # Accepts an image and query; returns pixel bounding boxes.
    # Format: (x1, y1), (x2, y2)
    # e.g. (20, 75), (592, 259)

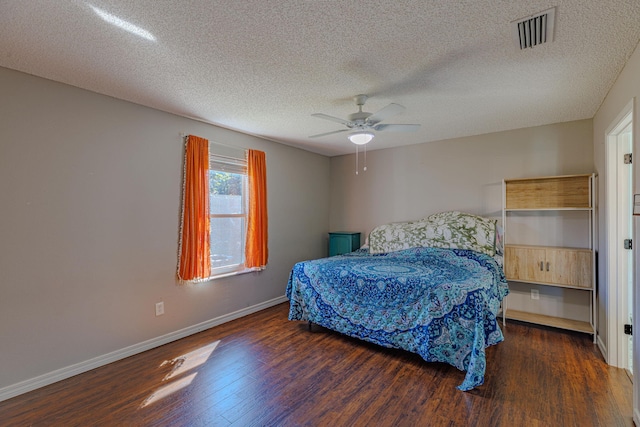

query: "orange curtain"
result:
(177, 135), (211, 282)
(245, 149), (268, 269)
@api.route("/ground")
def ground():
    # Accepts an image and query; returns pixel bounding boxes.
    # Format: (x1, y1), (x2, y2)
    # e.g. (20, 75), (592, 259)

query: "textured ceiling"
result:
(1, 1), (639, 156)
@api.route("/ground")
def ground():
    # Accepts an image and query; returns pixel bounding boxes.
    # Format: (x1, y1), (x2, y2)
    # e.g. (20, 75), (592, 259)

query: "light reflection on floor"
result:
(139, 340), (220, 408)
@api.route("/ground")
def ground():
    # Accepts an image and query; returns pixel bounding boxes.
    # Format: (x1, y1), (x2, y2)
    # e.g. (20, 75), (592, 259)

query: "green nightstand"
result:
(328, 232), (361, 256)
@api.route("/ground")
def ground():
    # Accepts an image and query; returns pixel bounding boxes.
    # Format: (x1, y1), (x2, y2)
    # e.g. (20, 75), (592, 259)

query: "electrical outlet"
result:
(155, 301), (165, 316)
(531, 289), (539, 300)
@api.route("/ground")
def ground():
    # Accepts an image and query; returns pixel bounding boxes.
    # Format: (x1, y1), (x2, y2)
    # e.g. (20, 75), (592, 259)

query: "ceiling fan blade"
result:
(374, 123), (420, 132)
(311, 113), (352, 126)
(309, 129), (350, 138)
(366, 103), (405, 124)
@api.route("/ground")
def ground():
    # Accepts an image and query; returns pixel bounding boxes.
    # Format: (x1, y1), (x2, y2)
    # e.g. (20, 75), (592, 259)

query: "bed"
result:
(286, 211), (508, 391)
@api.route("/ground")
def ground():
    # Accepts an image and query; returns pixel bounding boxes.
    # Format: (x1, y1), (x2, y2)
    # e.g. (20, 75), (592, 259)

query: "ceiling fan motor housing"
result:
(348, 111), (372, 126)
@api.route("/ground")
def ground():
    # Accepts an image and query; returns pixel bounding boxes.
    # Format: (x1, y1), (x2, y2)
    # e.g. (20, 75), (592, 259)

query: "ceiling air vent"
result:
(511, 7), (556, 49)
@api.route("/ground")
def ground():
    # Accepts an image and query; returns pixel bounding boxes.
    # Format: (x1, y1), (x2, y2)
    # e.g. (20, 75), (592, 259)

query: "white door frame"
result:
(605, 99), (633, 368)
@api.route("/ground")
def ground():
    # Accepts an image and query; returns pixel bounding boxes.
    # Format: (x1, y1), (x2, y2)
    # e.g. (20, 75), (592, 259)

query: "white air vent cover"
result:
(512, 7), (556, 49)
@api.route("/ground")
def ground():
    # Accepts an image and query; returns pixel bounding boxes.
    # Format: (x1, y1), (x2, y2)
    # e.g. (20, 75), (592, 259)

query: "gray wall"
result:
(330, 120), (593, 233)
(330, 120), (594, 319)
(0, 67), (330, 393)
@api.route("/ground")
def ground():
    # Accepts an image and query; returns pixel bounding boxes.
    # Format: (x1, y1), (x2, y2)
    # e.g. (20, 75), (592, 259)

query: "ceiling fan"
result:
(309, 94), (420, 144)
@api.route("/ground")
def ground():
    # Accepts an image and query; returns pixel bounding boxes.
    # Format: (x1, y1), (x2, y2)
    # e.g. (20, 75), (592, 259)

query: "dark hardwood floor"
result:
(0, 303), (632, 426)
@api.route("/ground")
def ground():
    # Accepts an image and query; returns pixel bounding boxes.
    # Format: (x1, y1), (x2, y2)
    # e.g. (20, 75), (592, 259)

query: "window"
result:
(209, 153), (248, 276)
(177, 135), (267, 284)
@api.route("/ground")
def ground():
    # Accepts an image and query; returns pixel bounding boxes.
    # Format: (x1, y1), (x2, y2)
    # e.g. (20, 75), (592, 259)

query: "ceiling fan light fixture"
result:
(348, 132), (374, 145)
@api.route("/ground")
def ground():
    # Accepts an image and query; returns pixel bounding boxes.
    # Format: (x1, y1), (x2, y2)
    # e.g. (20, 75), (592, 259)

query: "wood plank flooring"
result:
(0, 303), (632, 426)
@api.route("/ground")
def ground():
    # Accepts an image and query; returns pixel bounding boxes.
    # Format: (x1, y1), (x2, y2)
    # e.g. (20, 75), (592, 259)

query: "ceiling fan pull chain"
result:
(355, 145), (359, 175)
(363, 144), (367, 172)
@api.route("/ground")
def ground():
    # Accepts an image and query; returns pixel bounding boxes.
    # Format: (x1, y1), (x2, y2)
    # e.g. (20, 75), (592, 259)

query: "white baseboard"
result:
(0, 295), (288, 403)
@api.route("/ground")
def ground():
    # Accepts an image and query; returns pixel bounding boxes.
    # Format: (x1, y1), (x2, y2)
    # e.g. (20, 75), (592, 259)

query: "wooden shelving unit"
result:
(502, 174), (596, 341)
(501, 310), (593, 334)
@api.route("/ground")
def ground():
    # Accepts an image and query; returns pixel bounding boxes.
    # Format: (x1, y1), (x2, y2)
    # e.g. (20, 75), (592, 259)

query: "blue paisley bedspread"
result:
(286, 247), (509, 391)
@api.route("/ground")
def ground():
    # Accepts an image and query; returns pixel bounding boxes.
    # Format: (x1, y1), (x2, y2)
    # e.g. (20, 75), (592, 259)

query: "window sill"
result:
(209, 266), (265, 281)
(178, 266), (265, 285)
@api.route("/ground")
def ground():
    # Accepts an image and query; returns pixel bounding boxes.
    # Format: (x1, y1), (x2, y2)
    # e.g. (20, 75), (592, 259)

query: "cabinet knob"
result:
(540, 261), (544, 271)
(546, 262), (550, 272)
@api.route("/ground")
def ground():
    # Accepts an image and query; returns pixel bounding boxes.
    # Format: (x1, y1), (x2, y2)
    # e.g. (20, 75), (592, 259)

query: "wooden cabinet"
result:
(329, 232), (361, 256)
(502, 174), (596, 338)
(504, 245), (592, 288)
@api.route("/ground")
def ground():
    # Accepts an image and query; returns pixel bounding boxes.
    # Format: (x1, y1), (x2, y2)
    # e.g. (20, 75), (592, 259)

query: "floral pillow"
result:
(368, 211), (497, 256)
(423, 211), (497, 256)
(368, 221), (430, 254)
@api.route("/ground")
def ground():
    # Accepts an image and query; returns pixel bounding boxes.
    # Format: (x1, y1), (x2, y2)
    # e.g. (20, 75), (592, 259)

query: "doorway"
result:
(606, 102), (633, 375)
